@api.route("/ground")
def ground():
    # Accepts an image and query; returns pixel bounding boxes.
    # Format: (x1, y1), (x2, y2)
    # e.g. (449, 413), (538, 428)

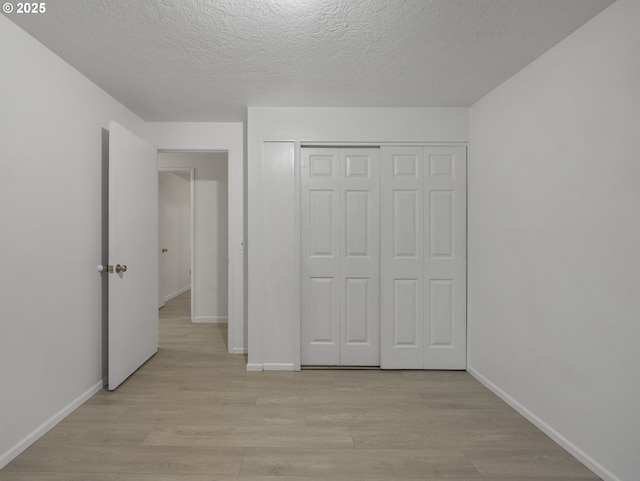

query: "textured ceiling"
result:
(6, 0), (615, 121)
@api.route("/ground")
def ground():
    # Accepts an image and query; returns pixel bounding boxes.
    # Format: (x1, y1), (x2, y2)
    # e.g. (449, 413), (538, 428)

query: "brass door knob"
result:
(115, 264), (127, 274)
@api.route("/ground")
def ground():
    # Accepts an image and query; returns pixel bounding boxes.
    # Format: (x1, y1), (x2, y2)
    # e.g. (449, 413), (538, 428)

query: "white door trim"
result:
(293, 142), (302, 370)
(159, 151), (233, 353)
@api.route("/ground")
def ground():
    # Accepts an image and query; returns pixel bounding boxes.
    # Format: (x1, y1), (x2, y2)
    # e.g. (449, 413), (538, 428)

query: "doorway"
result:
(158, 169), (193, 315)
(158, 152), (229, 338)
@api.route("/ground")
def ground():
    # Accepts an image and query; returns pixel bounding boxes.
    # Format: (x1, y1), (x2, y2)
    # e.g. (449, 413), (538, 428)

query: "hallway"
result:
(2, 291), (599, 479)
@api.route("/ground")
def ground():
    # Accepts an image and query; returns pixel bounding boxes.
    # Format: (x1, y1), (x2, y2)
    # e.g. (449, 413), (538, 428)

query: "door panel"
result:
(108, 121), (158, 390)
(429, 279), (454, 346)
(393, 190), (419, 257)
(381, 145), (466, 369)
(381, 147), (425, 368)
(344, 278), (369, 343)
(429, 190), (454, 258)
(423, 147), (466, 368)
(301, 149), (340, 365)
(345, 191), (369, 256)
(301, 148), (379, 366)
(393, 278), (420, 346)
(340, 149), (379, 366)
(310, 190), (335, 256)
(310, 277), (337, 342)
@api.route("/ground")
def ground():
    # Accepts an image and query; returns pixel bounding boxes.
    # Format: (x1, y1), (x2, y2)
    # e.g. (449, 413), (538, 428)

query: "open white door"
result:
(107, 121), (159, 390)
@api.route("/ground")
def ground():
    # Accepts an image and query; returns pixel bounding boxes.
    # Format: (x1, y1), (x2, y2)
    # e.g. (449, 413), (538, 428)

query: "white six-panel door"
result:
(380, 146), (467, 369)
(301, 148), (380, 366)
(301, 145), (466, 369)
(379, 146), (425, 368)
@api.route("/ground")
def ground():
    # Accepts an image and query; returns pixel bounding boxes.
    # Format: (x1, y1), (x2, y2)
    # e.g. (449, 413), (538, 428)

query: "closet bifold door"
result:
(380, 146), (425, 369)
(301, 147), (380, 366)
(380, 146), (467, 369)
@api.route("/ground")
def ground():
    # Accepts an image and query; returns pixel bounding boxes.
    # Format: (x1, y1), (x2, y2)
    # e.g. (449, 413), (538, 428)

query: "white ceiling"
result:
(8, 0), (615, 121)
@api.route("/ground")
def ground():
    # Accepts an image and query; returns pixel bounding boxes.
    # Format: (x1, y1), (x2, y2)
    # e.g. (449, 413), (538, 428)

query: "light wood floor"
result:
(2, 291), (600, 480)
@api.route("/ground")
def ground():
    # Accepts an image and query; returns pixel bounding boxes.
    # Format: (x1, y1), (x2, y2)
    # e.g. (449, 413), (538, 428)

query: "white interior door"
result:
(340, 149), (379, 366)
(423, 146), (466, 368)
(301, 148), (340, 365)
(380, 146), (425, 368)
(108, 121), (159, 390)
(380, 145), (467, 369)
(301, 148), (379, 366)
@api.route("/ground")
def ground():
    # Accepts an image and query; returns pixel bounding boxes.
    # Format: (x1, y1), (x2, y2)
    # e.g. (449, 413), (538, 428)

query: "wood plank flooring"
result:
(2, 291), (601, 480)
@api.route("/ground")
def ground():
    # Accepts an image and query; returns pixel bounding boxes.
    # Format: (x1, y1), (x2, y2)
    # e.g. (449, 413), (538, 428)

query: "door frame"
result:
(159, 151), (233, 352)
(158, 167), (195, 321)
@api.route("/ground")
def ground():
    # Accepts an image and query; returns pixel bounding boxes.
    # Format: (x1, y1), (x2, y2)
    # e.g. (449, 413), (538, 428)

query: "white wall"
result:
(159, 153), (228, 323)
(143, 123), (245, 353)
(468, 1), (640, 480)
(159, 172), (191, 303)
(0, 15), (144, 467)
(247, 107), (468, 371)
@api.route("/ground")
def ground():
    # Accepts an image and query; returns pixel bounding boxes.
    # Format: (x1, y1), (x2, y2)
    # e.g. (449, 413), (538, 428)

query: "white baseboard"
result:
(263, 363), (295, 371)
(467, 367), (620, 481)
(0, 378), (105, 470)
(164, 285), (191, 303)
(193, 316), (227, 324)
(246, 363), (295, 371)
(232, 347), (248, 355)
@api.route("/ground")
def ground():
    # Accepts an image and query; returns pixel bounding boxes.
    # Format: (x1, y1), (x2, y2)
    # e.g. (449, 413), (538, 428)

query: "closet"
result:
(300, 145), (466, 369)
